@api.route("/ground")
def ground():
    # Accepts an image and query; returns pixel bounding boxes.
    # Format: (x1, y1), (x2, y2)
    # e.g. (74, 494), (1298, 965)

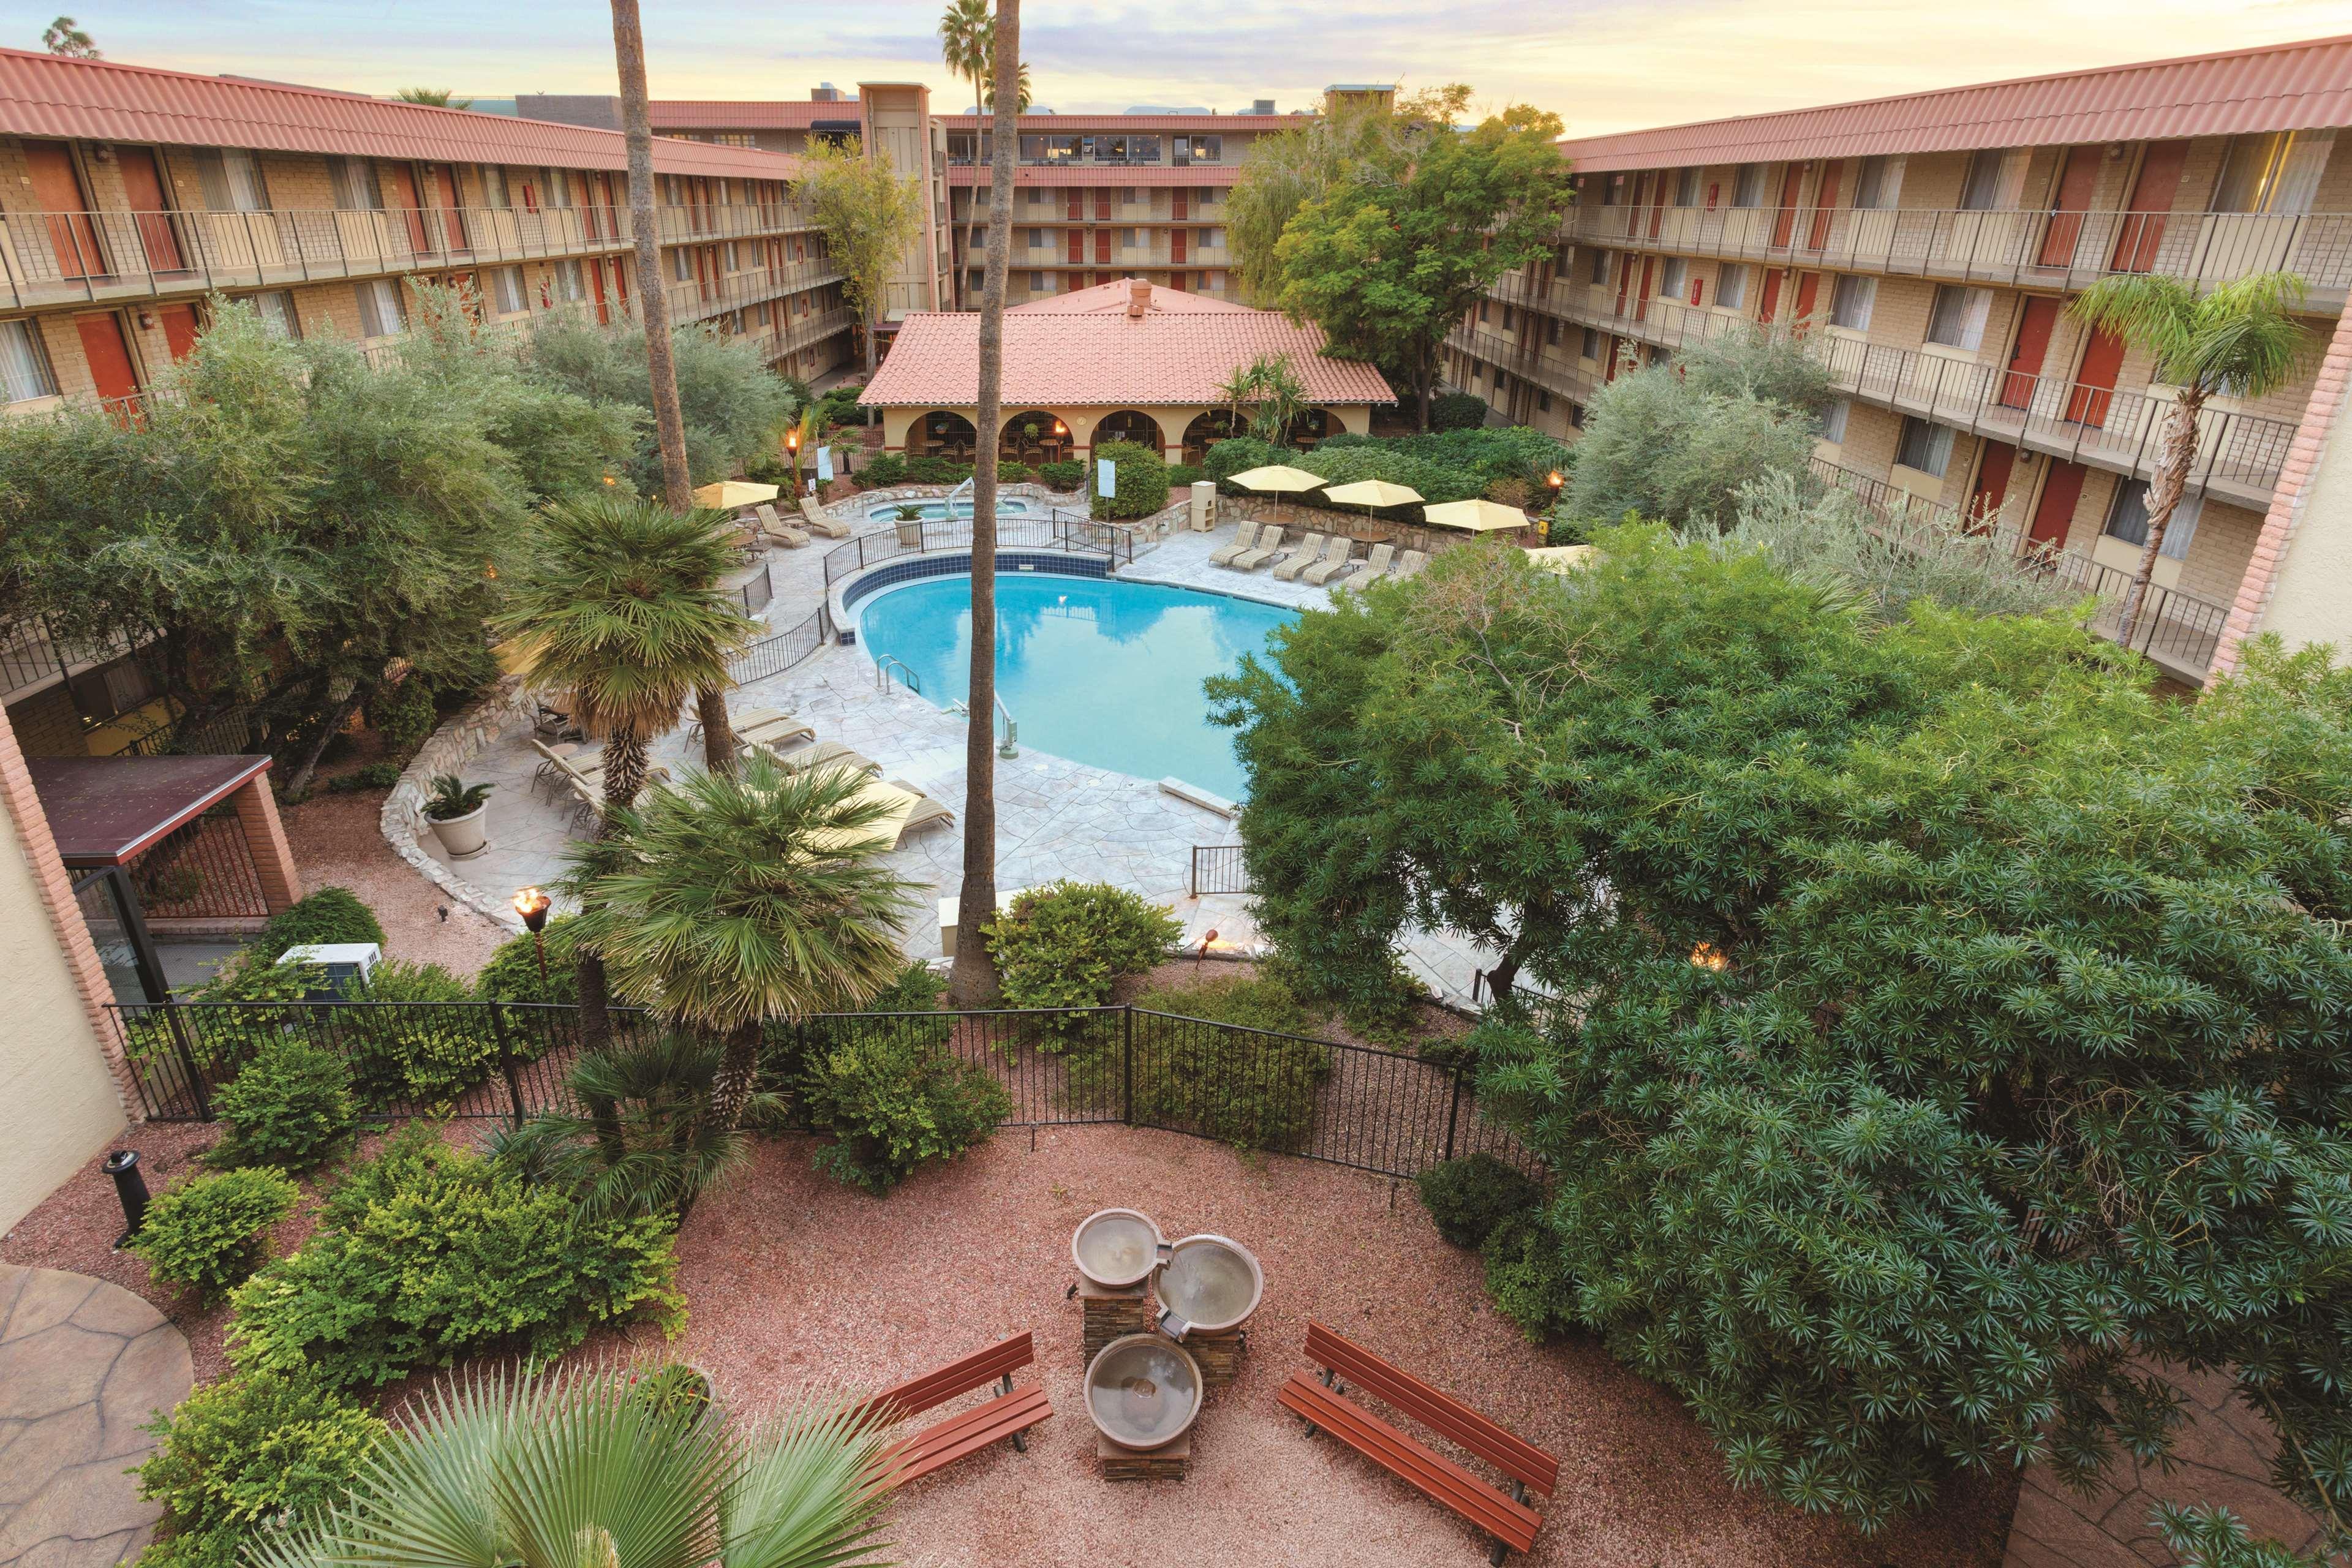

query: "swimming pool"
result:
(858, 496), (1043, 522)
(856, 573), (1295, 799)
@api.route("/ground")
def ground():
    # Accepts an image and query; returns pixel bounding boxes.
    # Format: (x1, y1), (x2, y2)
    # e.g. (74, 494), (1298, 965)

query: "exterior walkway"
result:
(0, 1265), (193, 1568)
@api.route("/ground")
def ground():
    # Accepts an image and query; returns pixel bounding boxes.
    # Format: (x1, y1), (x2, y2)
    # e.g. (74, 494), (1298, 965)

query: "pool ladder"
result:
(949, 692), (1020, 760)
(875, 655), (921, 695)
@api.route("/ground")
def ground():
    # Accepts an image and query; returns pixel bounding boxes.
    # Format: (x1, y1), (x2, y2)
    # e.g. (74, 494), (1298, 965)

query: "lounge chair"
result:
(802, 508), (851, 540)
(753, 503), (808, 549)
(1361, 542), (1396, 579)
(1269, 532), (1327, 582)
(888, 778), (956, 841)
(773, 738), (881, 777)
(528, 738), (581, 800)
(1232, 526), (1284, 571)
(1208, 521), (1261, 568)
(1394, 548), (1428, 579)
(564, 773), (602, 832)
(733, 707), (818, 750)
(1303, 536), (1360, 586)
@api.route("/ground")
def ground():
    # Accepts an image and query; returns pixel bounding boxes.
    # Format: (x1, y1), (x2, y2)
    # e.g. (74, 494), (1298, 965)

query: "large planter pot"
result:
(894, 518), (924, 548)
(426, 802), (489, 861)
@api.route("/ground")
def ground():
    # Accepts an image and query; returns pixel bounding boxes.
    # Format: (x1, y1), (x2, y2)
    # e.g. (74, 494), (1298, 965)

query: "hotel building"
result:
(1444, 37), (2352, 684)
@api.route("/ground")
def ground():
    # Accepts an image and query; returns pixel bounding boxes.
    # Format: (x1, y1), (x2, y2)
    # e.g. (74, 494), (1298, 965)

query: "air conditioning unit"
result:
(276, 942), (382, 1001)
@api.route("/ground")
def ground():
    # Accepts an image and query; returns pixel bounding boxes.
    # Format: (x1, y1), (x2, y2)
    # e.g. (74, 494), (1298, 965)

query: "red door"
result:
(1172, 190), (1188, 222)
(2064, 326), (2125, 426)
(383, 165), (430, 252)
(115, 147), (186, 274)
(1968, 442), (2017, 530)
(1803, 160), (1842, 251)
(2037, 148), (2101, 268)
(429, 165), (470, 253)
(1095, 229), (1110, 265)
(26, 143), (104, 280)
(1634, 257), (1654, 321)
(74, 312), (141, 410)
(2112, 142), (2187, 273)
(1066, 192), (1082, 221)
(589, 259), (609, 325)
(2027, 461), (2087, 551)
(1095, 192), (1112, 222)
(1791, 271), (1821, 328)
(1067, 228), (1083, 264)
(1757, 268), (1782, 324)
(1613, 253), (1634, 317)
(1170, 229), (1186, 265)
(1770, 166), (1804, 247)
(1646, 174), (1666, 239)
(2000, 297), (2059, 409)
(156, 303), (201, 363)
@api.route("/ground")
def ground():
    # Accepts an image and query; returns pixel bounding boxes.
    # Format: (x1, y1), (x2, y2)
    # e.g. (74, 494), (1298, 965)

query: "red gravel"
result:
(279, 785), (506, 977)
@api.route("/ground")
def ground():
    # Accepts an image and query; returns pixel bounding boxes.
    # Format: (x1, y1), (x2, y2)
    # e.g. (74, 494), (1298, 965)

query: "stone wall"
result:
(380, 676), (536, 935)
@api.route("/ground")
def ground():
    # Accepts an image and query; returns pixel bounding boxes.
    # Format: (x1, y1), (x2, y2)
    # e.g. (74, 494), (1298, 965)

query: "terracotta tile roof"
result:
(1008, 281), (1253, 315)
(947, 165), (1242, 187)
(650, 99), (859, 130)
(0, 48), (802, 180)
(1556, 34), (2352, 173)
(938, 113), (1297, 130)
(859, 305), (1392, 408)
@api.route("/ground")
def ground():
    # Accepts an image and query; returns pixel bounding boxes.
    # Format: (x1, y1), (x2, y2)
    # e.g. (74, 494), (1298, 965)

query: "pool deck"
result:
(420, 515), (1498, 1001)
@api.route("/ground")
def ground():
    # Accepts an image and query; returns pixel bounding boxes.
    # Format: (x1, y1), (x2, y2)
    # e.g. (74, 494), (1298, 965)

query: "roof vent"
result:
(1251, 98), (1275, 115)
(812, 83), (843, 102)
(1128, 279), (1152, 317)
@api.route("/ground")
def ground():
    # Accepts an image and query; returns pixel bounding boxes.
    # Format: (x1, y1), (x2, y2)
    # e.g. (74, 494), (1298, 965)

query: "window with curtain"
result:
(1717, 263), (1749, 309)
(1580, 326), (1600, 359)
(555, 260), (586, 302)
(354, 277), (404, 337)
(1925, 285), (1993, 350)
(1820, 398), (1851, 443)
(480, 165), (510, 208)
(0, 319), (59, 402)
(1895, 415), (1954, 477)
(251, 290), (300, 339)
(1959, 149), (2008, 210)
(2211, 130), (2335, 214)
(671, 249), (692, 283)
(1588, 247), (1610, 284)
(1673, 168), (1701, 206)
(195, 148), (270, 212)
(543, 170), (574, 208)
(1732, 164), (1766, 208)
(1850, 154), (1904, 209)
(2103, 479), (2202, 559)
(489, 266), (527, 315)
(1660, 257), (1689, 298)
(328, 156), (382, 211)
(1828, 274), (1876, 330)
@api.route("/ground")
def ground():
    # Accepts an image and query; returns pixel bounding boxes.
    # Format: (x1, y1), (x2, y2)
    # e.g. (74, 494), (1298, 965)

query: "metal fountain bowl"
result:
(1072, 1207), (1166, 1290)
(1153, 1234), (1264, 1340)
(1085, 1333), (1204, 1450)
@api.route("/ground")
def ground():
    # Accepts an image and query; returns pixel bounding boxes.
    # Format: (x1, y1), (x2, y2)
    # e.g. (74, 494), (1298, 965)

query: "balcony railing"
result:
(1567, 202), (2352, 296)
(1517, 289), (2296, 503)
(0, 200), (821, 312)
(0, 612), (137, 705)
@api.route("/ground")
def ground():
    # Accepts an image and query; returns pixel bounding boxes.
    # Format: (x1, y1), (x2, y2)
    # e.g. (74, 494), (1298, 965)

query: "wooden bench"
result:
(853, 1331), (1052, 1488)
(1277, 1321), (1558, 1564)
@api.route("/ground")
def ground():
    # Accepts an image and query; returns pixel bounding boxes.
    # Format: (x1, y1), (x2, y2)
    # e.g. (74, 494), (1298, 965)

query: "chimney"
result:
(1127, 279), (1151, 317)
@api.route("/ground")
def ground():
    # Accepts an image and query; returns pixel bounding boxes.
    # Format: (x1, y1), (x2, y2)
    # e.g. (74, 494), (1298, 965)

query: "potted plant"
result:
(893, 503), (926, 548)
(423, 774), (493, 861)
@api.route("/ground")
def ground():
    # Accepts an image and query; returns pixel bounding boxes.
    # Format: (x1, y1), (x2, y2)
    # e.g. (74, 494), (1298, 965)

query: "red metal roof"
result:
(1008, 281), (1253, 315)
(27, 753), (271, 865)
(0, 48), (804, 180)
(938, 112), (1295, 131)
(859, 305), (1392, 409)
(650, 99), (858, 130)
(1556, 34), (2352, 173)
(946, 165), (1243, 187)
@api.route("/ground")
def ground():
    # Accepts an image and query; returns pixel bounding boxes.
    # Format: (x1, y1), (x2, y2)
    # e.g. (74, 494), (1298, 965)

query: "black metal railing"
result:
(729, 601), (835, 687)
(732, 560), (775, 616)
(129, 801), (270, 921)
(105, 998), (1535, 1181)
(1189, 845), (1252, 896)
(821, 511), (1137, 589)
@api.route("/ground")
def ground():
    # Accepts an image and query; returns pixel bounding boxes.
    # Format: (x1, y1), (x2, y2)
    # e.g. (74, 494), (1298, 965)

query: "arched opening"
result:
(1285, 407), (1336, 449)
(999, 409), (1071, 466)
(1182, 410), (1241, 466)
(910, 410), (978, 459)
(1093, 409), (1165, 454)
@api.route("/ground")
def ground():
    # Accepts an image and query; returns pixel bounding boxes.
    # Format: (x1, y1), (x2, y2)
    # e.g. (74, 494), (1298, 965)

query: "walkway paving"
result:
(420, 510), (1497, 1001)
(0, 1266), (194, 1568)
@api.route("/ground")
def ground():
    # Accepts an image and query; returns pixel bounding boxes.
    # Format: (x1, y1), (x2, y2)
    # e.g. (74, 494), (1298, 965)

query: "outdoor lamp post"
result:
(786, 426), (802, 498)
(102, 1149), (149, 1248)
(513, 886), (552, 992)
(1544, 470), (1565, 543)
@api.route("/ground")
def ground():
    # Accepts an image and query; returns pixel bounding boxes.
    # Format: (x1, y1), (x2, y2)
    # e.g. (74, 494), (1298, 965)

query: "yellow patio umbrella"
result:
(1525, 545), (1596, 575)
(1423, 498), (1532, 535)
(690, 479), (781, 510)
(1227, 463), (1324, 523)
(1322, 478), (1424, 527)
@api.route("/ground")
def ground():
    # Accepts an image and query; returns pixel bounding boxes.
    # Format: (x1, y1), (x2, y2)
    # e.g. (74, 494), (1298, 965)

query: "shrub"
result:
(1481, 1215), (1577, 1341)
(323, 761), (402, 794)
(1133, 970), (1317, 1036)
(134, 1167), (301, 1300)
(802, 1021), (1012, 1194)
(208, 1036), (358, 1173)
(903, 454), (973, 486)
(1168, 462), (1204, 488)
(1090, 440), (1169, 521)
(475, 913), (582, 1008)
(998, 460), (1032, 485)
(227, 1124), (682, 1390)
(1429, 391), (1490, 430)
(1036, 459), (1085, 491)
(134, 1367), (386, 1568)
(856, 452), (906, 489)
(1417, 1153), (1542, 1249)
(767, 960), (949, 1095)
(1565, 364), (1818, 532)
(344, 958), (498, 1108)
(984, 881), (1181, 1033)
(1202, 436), (1280, 491)
(254, 888), (383, 963)
(365, 679), (437, 754)
(1124, 1008), (1329, 1152)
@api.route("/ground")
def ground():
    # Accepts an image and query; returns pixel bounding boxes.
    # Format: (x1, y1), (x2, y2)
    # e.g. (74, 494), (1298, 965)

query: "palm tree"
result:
(938, 0), (990, 311)
(393, 86), (473, 108)
(951, 0), (1022, 1008)
(252, 1363), (895, 1568)
(982, 61), (1034, 114)
(608, 0), (737, 770)
(572, 755), (916, 1128)
(2067, 271), (2313, 644)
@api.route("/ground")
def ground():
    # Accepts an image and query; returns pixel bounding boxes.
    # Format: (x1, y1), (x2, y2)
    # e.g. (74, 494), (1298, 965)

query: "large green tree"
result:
(1213, 535), (2352, 1547)
(1235, 88), (1575, 429)
(803, 138), (927, 374)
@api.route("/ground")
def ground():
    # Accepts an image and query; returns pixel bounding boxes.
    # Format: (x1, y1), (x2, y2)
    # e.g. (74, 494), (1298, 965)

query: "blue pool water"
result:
(859, 497), (1041, 521)
(857, 573), (1296, 799)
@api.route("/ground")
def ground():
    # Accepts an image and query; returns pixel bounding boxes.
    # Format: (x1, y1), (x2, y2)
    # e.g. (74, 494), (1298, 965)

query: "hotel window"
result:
(1028, 271), (1045, 292)
(671, 249), (693, 283)
(1502, 305), (1514, 331)
(489, 266), (527, 315)
(555, 259), (586, 302)
(1537, 389), (1551, 412)
(1547, 318), (1562, 346)
(1119, 227), (1139, 248)
(1827, 274), (1875, 330)
(543, 170), (575, 208)
(1477, 299), (1490, 324)
(1850, 154), (1902, 209)
(1959, 149), (2008, 210)
(1580, 326), (1599, 359)
(1659, 257), (1688, 299)
(251, 289), (301, 339)
(1174, 135), (1222, 165)
(1198, 227), (1223, 249)
(2104, 480), (2201, 559)
(0, 319), (59, 402)
(354, 277), (405, 337)
(1588, 247), (1609, 284)
(1716, 263), (1748, 309)
(481, 165), (510, 208)
(1567, 401), (1585, 429)
(1894, 415), (1954, 477)
(2212, 130), (2335, 215)
(328, 156), (383, 211)
(195, 148), (270, 212)
(1819, 398), (1850, 443)
(1673, 167), (1700, 206)
(724, 241), (742, 271)
(1924, 285), (1992, 350)
(1732, 164), (1766, 208)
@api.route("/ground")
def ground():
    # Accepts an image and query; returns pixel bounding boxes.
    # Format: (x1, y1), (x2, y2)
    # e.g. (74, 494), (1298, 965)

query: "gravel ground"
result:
(279, 784), (507, 977)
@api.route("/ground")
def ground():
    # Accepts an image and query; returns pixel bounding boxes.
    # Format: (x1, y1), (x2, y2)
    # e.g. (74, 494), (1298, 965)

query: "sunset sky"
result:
(18, 0), (2352, 136)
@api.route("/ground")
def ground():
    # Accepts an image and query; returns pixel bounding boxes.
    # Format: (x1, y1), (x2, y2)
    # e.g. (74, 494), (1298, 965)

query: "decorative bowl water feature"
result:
(1072, 1207), (1168, 1291)
(1085, 1333), (1204, 1450)
(1153, 1234), (1264, 1340)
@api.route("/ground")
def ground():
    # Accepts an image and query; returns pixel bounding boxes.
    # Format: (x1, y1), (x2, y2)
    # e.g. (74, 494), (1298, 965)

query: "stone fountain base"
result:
(1189, 1327), (1245, 1390)
(1098, 1428), (1191, 1481)
(1077, 1275), (1153, 1361)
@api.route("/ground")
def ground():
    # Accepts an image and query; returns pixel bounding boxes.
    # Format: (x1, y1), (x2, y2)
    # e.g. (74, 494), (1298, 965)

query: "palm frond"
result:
(721, 1397), (898, 1568)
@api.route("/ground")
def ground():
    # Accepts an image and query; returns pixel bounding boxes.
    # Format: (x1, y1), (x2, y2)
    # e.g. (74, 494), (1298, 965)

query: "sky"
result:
(13, 0), (2352, 137)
